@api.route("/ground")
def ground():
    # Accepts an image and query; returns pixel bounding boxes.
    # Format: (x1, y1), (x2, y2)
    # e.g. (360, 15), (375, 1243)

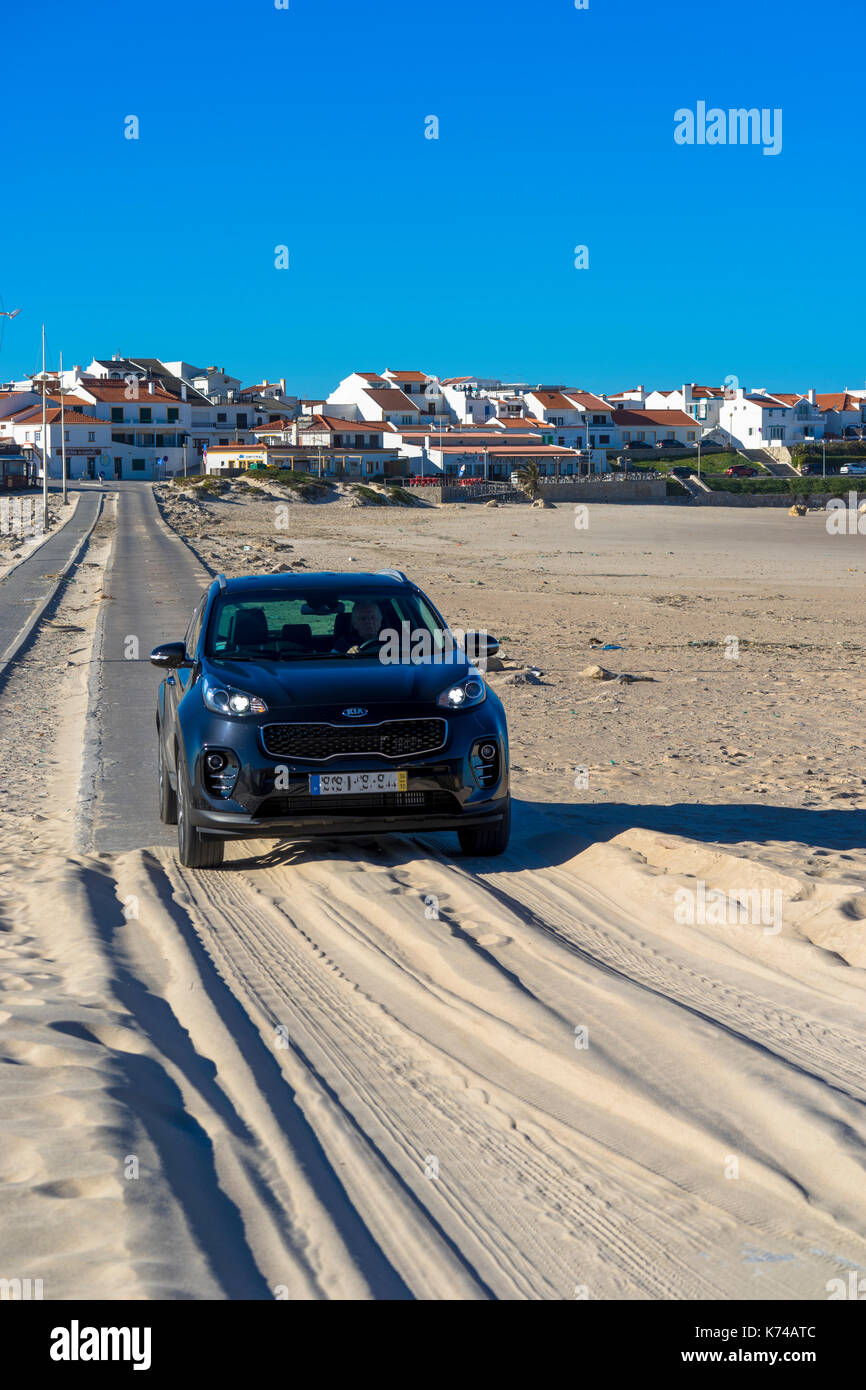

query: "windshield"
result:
(206, 589), (456, 662)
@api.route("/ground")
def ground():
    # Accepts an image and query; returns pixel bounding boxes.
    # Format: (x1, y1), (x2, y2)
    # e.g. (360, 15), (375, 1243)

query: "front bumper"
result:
(180, 704), (509, 840)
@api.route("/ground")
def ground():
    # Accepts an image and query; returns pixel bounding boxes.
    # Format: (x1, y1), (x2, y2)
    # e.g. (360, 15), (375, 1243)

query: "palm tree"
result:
(516, 460), (540, 499)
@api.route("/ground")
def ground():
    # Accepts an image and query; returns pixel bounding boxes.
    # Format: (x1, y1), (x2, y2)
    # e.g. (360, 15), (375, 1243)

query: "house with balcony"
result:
(76, 380), (190, 477)
(717, 390), (797, 450)
(646, 384), (726, 431)
(383, 370), (449, 424)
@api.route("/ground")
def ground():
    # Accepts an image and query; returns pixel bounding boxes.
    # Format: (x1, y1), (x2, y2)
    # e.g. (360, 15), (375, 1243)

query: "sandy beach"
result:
(1, 484), (865, 1300)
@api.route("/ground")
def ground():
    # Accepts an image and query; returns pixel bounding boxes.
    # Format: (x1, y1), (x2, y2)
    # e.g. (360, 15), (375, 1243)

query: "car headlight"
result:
(437, 676), (486, 709)
(202, 676), (268, 716)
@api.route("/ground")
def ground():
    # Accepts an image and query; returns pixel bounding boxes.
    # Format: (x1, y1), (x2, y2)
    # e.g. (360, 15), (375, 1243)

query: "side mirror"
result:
(150, 642), (191, 669)
(464, 631), (499, 662)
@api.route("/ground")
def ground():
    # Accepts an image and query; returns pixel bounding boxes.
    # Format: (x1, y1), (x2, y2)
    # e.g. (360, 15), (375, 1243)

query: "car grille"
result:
(261, 719), (447, 761)
(256, 791), (456, 818)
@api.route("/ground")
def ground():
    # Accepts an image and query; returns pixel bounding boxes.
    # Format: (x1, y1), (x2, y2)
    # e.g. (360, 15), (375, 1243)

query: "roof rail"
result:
(217, 573), (227, 590)
(376, 568), (409, 583)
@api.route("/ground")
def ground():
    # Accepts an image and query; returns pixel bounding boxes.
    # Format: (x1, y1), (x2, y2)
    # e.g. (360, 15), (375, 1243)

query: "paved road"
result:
(0, 488), (102, 666)
(82, 483), (210, 853)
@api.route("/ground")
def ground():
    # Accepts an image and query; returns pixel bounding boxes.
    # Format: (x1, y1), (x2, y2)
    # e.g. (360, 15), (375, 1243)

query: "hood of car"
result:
(203, 656), (476, 711)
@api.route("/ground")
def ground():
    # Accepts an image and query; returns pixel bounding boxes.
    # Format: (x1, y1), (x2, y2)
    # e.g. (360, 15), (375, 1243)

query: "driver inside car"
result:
(339, 600), (385, 654)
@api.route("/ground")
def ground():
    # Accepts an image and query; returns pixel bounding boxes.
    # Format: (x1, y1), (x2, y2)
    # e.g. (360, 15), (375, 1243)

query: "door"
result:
(164, 594), (207, 784)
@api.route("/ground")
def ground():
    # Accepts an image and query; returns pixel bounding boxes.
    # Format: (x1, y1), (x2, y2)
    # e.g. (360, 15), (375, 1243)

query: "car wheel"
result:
(176, 755), (224, 869)
(458, 797), (511, 857)
(158, 728), (177, 825)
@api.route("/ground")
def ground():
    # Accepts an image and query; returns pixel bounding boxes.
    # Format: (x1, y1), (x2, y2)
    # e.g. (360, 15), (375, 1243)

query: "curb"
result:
(0, 493), (105, 685)
(0, 490), (81, 584)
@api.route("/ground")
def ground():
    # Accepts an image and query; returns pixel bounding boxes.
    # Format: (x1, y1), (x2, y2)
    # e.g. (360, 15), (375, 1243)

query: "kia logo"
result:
(342, 707), (367, 717)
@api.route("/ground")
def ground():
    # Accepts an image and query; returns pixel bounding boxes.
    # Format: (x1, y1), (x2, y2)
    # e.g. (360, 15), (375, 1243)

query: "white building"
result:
(610, 408), (699, 446)
(718, 390), (797, 450)
(646, 384), (726, 431)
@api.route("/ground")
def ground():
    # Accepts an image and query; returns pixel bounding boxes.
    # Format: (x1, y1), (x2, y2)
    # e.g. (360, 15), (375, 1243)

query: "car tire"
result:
(177, 755), (224, 869)
(158, 729), (177, 825)
(458, 797), (511, 857)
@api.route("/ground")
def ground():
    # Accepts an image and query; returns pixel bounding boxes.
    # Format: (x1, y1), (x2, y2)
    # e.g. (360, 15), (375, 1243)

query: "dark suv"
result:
(151, 570), (510, 867)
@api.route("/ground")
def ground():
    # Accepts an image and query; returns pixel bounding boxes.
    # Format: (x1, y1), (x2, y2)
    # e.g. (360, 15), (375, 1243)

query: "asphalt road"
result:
(82, 482), (210, 853)
(0, 488), (101, 668)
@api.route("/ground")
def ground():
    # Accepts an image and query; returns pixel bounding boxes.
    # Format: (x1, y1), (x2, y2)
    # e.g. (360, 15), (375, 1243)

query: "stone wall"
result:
(410, 480), (668, 505)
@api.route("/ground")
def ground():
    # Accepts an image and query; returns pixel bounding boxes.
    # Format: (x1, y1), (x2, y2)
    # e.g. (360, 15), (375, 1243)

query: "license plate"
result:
(309, 771), (408, 795)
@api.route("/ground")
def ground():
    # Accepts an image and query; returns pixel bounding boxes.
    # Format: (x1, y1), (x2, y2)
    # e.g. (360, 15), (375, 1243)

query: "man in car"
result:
(339, 600), (385, 654)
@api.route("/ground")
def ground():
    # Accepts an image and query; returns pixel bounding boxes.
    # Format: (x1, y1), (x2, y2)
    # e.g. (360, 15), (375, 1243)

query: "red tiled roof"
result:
(363, 388), (420, 412)
(384, 370), (428, 383)
(433, 444), (576, 455)
(82, 381), (180, 403)
(565, 392), (612, 412)
(743, 394), (791, 409)
(14, 406), (108, 426)
(528, 390), (579, 411)
(300, 415), (388, 434)
(815, 392), (864, 413)
(611, 408), (695, 427)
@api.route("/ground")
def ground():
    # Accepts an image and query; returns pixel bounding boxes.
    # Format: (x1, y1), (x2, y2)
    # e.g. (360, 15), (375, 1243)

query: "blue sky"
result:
(2, 0), (863, 395)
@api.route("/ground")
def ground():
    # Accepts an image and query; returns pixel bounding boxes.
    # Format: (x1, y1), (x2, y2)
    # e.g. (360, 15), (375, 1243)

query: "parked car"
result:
(724, 464), (757, 477)
(839, 462), (866, 475)
(669, 465), (694, 478)
(151, 570), (511, 867)
(656, 439), (687, 449)
(622, 440), (650, 452)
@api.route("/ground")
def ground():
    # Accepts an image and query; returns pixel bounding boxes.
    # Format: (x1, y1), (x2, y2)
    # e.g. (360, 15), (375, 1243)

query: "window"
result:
(185, 596), (207, 656)
(111, 407), (124, 423)
(599, 434), (610, 444)
(167, 407), (179, 423)
(217, 412), (227, 423)
(236, 413), (247, 428)
(131, 458), (146, 471)
(139, 407), (152, 423)
(35, 431), (41, 442)
(65, 431), (70, 442)
(354, 434), (365, 448)
(687, 432), (696, 441)
(219, 438), (229, 445)
(88, 432), (96, 442)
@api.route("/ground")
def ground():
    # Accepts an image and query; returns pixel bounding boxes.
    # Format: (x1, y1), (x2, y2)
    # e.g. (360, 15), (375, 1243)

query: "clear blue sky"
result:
(2, 0), (863, 396)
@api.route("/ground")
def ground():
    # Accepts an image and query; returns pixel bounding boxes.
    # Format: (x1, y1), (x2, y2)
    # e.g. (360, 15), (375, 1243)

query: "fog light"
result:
(479, 742), (496, 760)
(206, 752), (226, 771)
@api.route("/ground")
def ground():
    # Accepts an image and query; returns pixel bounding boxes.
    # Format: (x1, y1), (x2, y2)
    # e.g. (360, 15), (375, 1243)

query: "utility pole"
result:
(183, 435), (188, 477)
(59, 349), (68, 504)
(697, 436), (701, 479)
(41, 324), (48, 529)
(822, 437), (826, 478)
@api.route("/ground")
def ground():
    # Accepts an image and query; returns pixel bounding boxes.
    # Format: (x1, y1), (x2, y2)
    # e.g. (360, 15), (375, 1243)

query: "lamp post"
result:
(59, 349), (68, 504)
